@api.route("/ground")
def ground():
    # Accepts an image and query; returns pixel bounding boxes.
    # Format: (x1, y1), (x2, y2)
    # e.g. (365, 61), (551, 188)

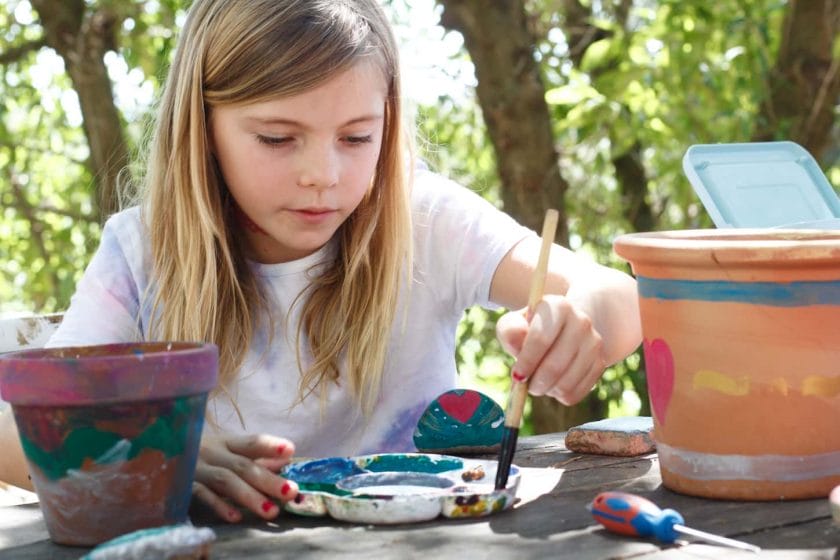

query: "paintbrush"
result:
(495, 208), (559, 490)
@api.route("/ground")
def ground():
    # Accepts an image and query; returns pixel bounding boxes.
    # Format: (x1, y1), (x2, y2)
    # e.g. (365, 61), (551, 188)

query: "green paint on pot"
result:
(18, 395), (206, 481)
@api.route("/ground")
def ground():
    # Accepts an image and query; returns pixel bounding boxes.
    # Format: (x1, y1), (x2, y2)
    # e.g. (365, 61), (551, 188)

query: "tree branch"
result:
(32, 203), (97, 224)
(0, 38), (48, 66)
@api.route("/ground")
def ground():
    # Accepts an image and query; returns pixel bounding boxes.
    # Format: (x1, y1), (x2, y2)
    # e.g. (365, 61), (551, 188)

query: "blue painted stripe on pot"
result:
(637, 276), (840, 306)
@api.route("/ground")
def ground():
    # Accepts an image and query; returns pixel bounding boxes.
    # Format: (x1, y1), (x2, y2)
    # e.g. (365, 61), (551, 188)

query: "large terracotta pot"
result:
(614, 229), (840, 500)
(0, 342), (217, 545)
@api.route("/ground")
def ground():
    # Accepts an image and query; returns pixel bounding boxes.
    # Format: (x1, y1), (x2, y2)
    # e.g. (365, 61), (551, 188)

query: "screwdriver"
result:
(589, 491), (761, 554)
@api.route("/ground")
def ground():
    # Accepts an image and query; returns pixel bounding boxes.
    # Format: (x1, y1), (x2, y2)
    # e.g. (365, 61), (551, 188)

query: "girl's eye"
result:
(256, 135), (291, 147)
(344, 135), (372, 145)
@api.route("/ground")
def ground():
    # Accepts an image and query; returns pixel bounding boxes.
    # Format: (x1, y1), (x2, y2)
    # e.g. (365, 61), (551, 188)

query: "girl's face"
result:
(210, 61), (387, 264)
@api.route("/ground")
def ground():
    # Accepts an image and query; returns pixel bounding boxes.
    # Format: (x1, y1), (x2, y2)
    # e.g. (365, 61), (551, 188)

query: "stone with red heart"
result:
(413, 389), (504, 454)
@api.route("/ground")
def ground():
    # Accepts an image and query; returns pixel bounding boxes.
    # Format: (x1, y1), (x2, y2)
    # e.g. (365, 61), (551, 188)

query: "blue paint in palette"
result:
(336, 472), (455, 499)
(285, 457), (365, 483)
(284, 457), (366, 494)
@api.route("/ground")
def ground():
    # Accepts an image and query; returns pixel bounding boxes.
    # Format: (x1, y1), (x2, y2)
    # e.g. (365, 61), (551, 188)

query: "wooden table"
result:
(0, 433), (836, 559)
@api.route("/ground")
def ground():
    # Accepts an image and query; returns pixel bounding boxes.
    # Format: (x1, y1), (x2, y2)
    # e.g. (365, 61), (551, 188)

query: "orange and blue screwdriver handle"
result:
(590, 491), (683, 543)
(589, 491), (761, 554)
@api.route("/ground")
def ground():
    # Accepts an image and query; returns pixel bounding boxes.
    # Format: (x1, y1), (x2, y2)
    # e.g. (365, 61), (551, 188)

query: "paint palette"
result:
(282, 453), (520, 524)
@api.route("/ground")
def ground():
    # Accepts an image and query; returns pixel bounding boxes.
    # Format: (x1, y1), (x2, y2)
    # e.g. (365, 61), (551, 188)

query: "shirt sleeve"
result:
(411, 170), (535, 312)
(47, 209), (145, 347)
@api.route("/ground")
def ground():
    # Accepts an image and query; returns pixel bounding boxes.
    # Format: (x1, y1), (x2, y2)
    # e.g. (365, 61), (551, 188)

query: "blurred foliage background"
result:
(1, 0), (839, 433)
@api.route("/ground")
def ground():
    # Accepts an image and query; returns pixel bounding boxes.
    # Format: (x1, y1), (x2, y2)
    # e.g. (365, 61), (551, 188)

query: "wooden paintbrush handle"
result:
(526, 209), (559, 315)
(504, 380), (530, 427)
(503, 209), (559, 428)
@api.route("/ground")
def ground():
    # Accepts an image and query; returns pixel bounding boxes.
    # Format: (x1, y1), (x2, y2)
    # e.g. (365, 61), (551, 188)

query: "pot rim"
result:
(613, 228), (840, 260)
(0, 342), (219, 406)
(615, 228), (840, 247)
(0, 341), (212, 363)
(614, 228), (840, 264)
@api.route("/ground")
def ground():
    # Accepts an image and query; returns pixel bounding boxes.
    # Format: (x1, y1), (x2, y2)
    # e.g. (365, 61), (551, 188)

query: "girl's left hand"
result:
(192, 433), (298, 522)
(496, 294), (606, 405)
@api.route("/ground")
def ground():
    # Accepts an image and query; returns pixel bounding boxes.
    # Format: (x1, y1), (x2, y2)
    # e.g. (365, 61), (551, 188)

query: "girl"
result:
(0, 0), (641, 523)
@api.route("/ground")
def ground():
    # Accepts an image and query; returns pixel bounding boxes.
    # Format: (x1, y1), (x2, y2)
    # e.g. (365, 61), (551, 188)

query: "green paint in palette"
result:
(361, 454), (462, 473)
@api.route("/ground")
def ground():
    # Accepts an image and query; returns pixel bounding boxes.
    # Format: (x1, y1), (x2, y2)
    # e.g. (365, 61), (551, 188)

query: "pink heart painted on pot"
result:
(436, 389), (481, 424)
(643, 338), (674, 426)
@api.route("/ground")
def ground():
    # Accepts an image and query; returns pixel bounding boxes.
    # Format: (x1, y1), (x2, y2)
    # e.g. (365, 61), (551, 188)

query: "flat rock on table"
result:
(564, 416), (655, 457)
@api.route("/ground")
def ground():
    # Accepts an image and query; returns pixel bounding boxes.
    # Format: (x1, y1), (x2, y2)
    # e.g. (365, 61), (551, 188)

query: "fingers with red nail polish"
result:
(497, 294), (608, 405)
(193, 433), (298, 522)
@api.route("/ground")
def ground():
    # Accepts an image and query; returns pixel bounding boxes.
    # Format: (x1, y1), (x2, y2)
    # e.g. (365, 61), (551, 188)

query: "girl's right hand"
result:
(192, 434), (299, 522)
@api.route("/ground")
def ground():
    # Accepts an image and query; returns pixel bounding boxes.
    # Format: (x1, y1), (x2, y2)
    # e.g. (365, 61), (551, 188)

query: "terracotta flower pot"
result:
(0, 342), (217, 545)
(614, 229), (840, 500)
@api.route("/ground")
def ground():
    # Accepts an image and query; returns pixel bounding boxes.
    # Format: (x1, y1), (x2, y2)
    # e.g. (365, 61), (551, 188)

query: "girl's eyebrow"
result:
(245, 114), (384, 128)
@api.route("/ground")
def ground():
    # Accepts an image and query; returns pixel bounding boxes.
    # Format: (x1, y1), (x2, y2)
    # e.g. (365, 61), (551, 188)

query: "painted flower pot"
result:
(0, 342), (217, 545)
(614, 230), (840, 500)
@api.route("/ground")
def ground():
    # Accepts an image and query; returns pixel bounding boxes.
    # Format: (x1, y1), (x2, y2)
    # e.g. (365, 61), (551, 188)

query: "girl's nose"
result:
(296, 144), (339, 189)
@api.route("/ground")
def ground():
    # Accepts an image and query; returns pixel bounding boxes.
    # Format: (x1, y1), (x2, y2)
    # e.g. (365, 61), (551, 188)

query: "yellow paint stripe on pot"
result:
(802, 375), (840, 397)
(768, 377), (789, 396)
(693, 370), (750, 396)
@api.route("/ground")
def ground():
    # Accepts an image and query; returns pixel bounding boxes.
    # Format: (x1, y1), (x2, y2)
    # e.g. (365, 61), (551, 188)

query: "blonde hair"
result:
(138, 0), (412, 415)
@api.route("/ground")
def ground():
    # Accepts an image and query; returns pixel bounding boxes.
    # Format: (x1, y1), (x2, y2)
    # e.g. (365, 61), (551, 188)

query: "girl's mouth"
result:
(291, 208), (336, 224)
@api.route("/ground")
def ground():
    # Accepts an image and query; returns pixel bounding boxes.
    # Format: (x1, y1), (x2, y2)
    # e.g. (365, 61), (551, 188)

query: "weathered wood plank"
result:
(0, 314), (62, 354)
(634, 544), (836, 559)
(0, 435), (837, 559)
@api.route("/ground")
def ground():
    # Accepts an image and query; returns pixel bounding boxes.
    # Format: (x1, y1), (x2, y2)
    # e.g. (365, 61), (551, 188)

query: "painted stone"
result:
(81, 524), (216, 560)
(413, 389), (504, 454)
(565, 416), (655, 456)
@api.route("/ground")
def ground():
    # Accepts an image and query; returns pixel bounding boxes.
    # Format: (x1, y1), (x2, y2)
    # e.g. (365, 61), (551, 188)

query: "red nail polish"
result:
(281, 482), (291, 495)
(294, 493), (304, 504)
(512, 370), (526, 382)
(261, 500), (275, 513)
(277, 444), (286, 454)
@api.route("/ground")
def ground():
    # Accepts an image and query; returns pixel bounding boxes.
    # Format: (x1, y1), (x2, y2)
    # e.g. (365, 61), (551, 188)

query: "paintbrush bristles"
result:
(495, 427), (518, 489)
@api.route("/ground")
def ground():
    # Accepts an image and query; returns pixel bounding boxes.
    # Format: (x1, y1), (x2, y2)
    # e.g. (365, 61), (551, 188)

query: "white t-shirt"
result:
(48, 170), (533, 457)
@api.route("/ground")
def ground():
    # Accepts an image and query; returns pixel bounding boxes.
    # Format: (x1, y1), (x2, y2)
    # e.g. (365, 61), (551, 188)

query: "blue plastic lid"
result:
(682, 141), (840, 228)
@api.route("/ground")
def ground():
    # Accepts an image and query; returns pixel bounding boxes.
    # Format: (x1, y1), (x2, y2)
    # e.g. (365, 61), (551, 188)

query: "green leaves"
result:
(0, 0), (183, 314)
